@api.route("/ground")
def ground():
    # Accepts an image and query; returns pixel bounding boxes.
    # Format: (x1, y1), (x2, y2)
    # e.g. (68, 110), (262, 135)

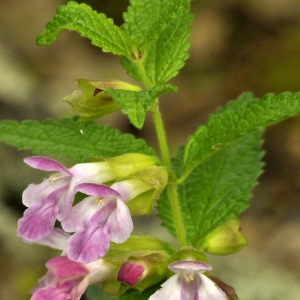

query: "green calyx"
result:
(63, 79), (141, 120)
(104, 153), (161, 179)
(202, 219), (248, 255)
(127, 165), (168, 215)
(168, 247), (208, 265)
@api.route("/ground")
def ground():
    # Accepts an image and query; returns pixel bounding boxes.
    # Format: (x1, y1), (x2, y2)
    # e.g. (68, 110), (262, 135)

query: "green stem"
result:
(151, 103), (171, 169)
(151, 103), (188, 247)
(167, 174), (188, 247)
(134, 56), (188, 247)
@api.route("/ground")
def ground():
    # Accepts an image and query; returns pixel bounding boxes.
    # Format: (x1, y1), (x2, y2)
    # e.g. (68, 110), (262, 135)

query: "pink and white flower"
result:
(31, 256), (90, 300)
(18, 156), (116, 242)
(30, 228), (117, 300)
(149, 260), (227, 300)
(62, 179), (151, 264)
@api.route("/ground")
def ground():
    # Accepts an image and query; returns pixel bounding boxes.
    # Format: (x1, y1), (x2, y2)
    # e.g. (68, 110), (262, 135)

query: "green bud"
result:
(63, 79), (141, 120)
(202, 219), (248, 255)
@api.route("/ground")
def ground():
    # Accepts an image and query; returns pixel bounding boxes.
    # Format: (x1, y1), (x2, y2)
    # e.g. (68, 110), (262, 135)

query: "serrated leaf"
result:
(0, 118), (155, 163)
(106, 84), (177, 128)
(121, 0), (193, 85)
(36, 1), (131, 56)
(157, 132), (264, 247)
(184, 92), (300, 176)
(123, 0), (187, 48)
(214, 92), (255, 115)
(157, 93), (263, 245)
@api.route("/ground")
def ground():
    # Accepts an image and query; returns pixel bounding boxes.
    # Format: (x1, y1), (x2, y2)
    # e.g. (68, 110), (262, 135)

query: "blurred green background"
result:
(1, 0), (300, 299)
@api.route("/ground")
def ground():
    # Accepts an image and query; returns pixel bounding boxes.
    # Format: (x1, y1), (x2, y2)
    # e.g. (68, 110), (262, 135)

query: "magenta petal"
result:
(24, 156), (71, 174)
(70, 275), (89, 300)
(117, 262), (145, 286)
(57, 182), (77, 222)
(75, 183), (120, 197)
(23, 177), (70, 208)
(31, 286), (69, 300)
(18, 202), (58, 241)
(46, 256), (89, 278)
(67, 224), (111, 264)
(22, 180), (52, 207)
(106, 198), (133, 243)
(61, 196), (105, 232)
(31, 228), (70, 251)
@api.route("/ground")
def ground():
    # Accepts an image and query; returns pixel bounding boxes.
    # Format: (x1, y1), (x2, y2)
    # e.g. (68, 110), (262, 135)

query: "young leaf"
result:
(157, 132), (264, 247)
(0, 118), (155, 163)
(121, 0), (193, 86)
(36, 1), (131, 56)
(105, 84), (177, 128)
(183, 92), (300, 177)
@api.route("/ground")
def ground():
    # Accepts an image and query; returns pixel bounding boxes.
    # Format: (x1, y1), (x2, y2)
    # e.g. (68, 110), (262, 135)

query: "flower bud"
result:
(100, 235), (175, 296)
(63, 79), (141, 120)
(117, 252), (169, 292)
(202, 219), (248, 255)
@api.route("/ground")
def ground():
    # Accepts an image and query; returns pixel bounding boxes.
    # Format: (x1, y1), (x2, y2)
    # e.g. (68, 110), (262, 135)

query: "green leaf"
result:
(106, 84), (177, 128)
(85, 282), (161, 300)
(157, 132), (264, 247)
(214, 92), (255, 115)
(158, 93), (262, 247)
(183, 92), (300, 176)
(36, 1), (131, 56)
(121, 0), (193, 85)
(123, 0), (187, 49)
(0, 118), (155, 163)
(118, 283), (161, 300)
(85, 285), (116, 300)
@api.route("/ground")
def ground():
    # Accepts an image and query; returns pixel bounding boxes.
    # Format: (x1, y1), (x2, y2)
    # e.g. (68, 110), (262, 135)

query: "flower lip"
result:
(75, 183), (120, 197)
(46, 256), (89, 278)
(24, 156), (72, 175)
(168, 260), (212, 273)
